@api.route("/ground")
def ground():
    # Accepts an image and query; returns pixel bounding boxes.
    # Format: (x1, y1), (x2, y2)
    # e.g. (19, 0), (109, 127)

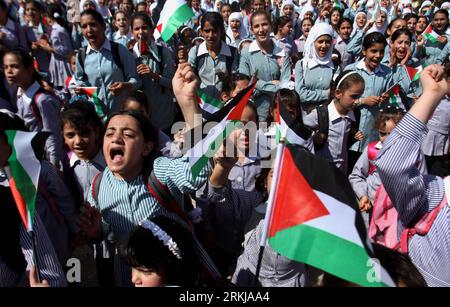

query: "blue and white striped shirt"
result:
(375, 113), (450, 287)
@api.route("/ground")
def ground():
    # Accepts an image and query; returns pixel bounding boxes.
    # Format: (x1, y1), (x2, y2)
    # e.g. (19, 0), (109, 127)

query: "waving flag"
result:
(4, 131), (49, 231)
(185, 82), (256, 179)
(79, 87), (104, 117)
(386, 84), (402, 107)
(266, 145), (395, 287)
(133, 38), (150, 58)
(405, 65), (423, 82)
(333, 0), (342, 9)
(155, 0), (194, 42)
(423, 23), (439, 43)
(196, 89), (223, 117)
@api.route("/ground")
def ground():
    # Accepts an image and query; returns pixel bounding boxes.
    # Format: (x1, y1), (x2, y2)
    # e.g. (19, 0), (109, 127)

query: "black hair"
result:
(330, 7), (343, 27)
(301, 17), (314, 28)
(60, 101), (103, 138)
(130, 11), (154, 29)
(362, 32), (387, 50)
(403, 13), (418, 23)
(3, 49), (43, 85)
(331, 70), (365, 98)
(221, 3), (232, 12)
(122, 215), (199, 286)
(250, 9), (271, 27)
(434, 8), (449, 20)
(444, 59), (450, 79)
(265, 89), (301, 125)
(80, 9), (105, 27)
(0, 112), (28, 278)
(121, 91), (150, 117)
(337, 17), (352, 30)
(387, 17), (406, 35)
(46, 3), (71, 34)
(0, 0), (7, 11)
(219, 72), (251, 95)
(374, 105), (405, 130)
(391, 28), (412, 43)
(273, 15), (291, 34)
(104, 110), (159, 174)
(201, 11), (225, 34)
(24, 0), (44, 13)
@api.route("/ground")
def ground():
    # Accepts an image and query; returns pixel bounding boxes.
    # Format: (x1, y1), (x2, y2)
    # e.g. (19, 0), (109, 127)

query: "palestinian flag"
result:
(133, 38), (150, 58)
(79, 87), (104, 117)
(386, 84), (402, 107)
(185, 82), (256, 179)
(275, 94), (311, 146)
(155, 0), (194, 42)
(423, 23), (439, 43)
(106, 8), (113, 24)
(267, 145), (395, 287)
(196, 89), (223, 117)
(4, 131), (49, 231)
(333, 0), (342, 9)
(405, 65), (422, 82)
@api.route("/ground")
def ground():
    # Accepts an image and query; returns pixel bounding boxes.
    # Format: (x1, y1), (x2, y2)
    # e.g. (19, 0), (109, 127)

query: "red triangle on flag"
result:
(387, 84), (400, 95)
(140, 39), (150, 55)
(423, 23), (433, 35)
(268, 147), (330, 238)
(405, 66), (418, 81)
(156, 23), (163, 34)
(81, 87), (96, 97)
(226, 83), (256, 121)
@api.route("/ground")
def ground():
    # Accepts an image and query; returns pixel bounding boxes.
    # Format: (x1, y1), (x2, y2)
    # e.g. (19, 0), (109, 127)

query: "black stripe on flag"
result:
(279, 98), (312, 141)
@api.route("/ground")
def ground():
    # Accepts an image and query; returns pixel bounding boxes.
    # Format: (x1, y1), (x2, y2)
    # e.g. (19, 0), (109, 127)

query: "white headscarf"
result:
(441, 2), (450, 10)
(367, 7), (389, 35)
(79, 0), (99, 13)
(303, 22), (334, 69)
(299, 2), (315, 21)
(281, 0), (296, 18)
(226, 12), (249, 45)
(351, 11), (366, 37)
(420, 0), (432, 13)
(214, 0), (223, 12)
(94, 0), (108, 16)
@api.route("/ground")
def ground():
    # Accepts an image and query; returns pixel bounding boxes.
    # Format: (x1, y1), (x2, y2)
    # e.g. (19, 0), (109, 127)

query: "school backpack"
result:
(29, 87), (62, 125)
(90, 170), (227, 286)
(368, 142), (450, 253)
(77, 41), (125, 82)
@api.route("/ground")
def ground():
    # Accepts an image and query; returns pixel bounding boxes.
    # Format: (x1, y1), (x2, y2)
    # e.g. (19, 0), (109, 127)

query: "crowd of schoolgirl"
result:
(0, 0), (449, 287)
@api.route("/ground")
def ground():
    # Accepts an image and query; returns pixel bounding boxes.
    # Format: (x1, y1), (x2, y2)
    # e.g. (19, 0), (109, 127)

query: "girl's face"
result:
(80, 14), (106, 46)
(380, 0), (390, 8)
(338, 21), (352, 41)
(191, 0), (200, 10)
(280, 21), (292, 37)
(202, 21), (223, 49)
(230, 19), (241, 31)
(252, 0), (265, 11)
(335, 82), (364, 111)
(251, 14), (272, 43)
(406, 17), (417, 33)
(103, 115), (154, 180)
(331, 11), (340, 26)
(388, 19), (407, 36)
(391, 33), (411, 61)
(3, 53), (33, 87)
(378, 119), (396, 143)
(131, 267), (165, 287)
(416, 17), (427, 33)
(304, 11), (313, 20)
(120, 0), (134, 14)
(283, 5), (293, 17)
(132, 18), (153, 42)
(301, 20), (313, 37)
(221, 6), (231, 23)
(376, 11), (387, 28)
(433, 12), (448, 31)
(314, 34), (332, 58)
(363, 42), (385, 71)
(63, 123), (99, 160)
(231, 79), (250, 98)
(356, 13), (367, 28)
(70, 55), (76, 72)
(123, 100), (149, 117)
(83, 0), (97, 11)
(115, 13), (129, 33)
(25, 3), (40, 24)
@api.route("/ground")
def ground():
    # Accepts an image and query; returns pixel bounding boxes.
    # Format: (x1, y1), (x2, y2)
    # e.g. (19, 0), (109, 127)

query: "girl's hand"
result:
(437, 35), (447, 45)
(400, 47), (412, 66)
(354, 130), (364, 141)
(271, 80), (280, 86)
(362, 96), (379, 106)
(177, 45), (187, 64)
(74, 87), (84, 95)
(136, 63), (152, 77)
(77, 202), (102, 240)
(359, 196), (372, 212)
(108, 82), (125, 96)
(389, 45), (397, 67)
(29, 266), (50, 287)
(417, 35), (425, 47)
(363, 20), (374, 32)
(380, 93), (389, 104)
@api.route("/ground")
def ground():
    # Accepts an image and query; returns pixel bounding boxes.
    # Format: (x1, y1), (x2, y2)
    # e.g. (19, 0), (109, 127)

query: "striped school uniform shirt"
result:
(375, 113), (450, 287)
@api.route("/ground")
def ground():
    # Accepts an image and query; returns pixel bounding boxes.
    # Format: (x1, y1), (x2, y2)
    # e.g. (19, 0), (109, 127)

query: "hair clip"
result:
(140, 219), (183, 260)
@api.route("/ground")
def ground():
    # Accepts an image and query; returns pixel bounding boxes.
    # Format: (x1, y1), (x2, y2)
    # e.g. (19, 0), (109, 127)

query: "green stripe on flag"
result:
(269, 224), (391, 287)
(197, 90), (223, 109)
(91, 91), (104, 117)
(5, 130), (37, 227)
(160, 4), (194, 42)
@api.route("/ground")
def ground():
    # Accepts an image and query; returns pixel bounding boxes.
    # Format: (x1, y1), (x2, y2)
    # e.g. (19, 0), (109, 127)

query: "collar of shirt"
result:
(328, 100), (355, 122)
(17, 81), (40, 106)
(235, 156), (260, 166)
(375, 141), (382, 149)
(305, 57), (334, 70)
(197, 41), (232, 57)
(356, 58), (384, 74)
(69, 150), (105, 168)
(113, 31), (130, 40)
(336, 35), (349, 45)
(248, 38), (285, 57)
(87, 38), (111, 54)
